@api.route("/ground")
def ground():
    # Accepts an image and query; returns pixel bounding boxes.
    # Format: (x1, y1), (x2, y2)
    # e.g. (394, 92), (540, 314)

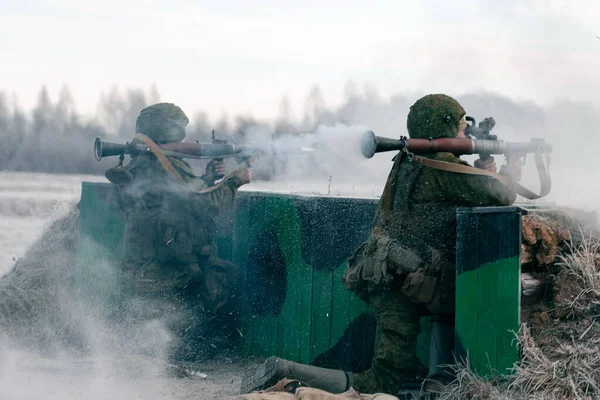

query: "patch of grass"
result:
(439, 227), (600, 400)
(556, 230), (600, 291)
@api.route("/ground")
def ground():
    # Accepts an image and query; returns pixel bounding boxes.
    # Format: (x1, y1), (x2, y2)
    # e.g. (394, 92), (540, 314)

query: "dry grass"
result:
(440, 323), (600, 400)
(509, 324), (600, 400)
(438, 363), (512, 400)
(557, 230), (600, 290)
(439, 225), (600, 400)
(552, 231), (600, 320)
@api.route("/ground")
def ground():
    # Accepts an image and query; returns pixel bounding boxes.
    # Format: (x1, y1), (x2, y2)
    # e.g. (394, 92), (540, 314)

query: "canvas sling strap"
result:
(410, 149), (551, 200)
(134, 133), (185, 184)
(135, 132), (259, 194)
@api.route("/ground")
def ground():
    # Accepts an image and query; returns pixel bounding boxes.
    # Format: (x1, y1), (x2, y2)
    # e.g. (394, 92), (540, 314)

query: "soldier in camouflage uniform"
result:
(108, 103), (252, 363)
(241, 94), (523, 397)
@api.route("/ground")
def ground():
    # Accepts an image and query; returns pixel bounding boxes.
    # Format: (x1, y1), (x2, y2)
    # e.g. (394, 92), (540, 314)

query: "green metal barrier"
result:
(232, 193), (374, 364)
(74, 181), (524, 376)
(74, 182), (126, 316)
(231, 192), (432, 366)
(455, 206), (524, 377)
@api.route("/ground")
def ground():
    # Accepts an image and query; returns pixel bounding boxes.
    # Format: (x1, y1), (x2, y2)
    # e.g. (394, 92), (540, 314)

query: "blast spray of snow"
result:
(0, 176), (247, 399)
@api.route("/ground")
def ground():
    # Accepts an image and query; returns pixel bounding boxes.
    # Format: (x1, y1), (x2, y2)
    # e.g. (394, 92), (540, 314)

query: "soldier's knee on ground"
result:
(350, 290), (426, 395)
(374, 322), (420, 369)
(199, 259), (240, 310)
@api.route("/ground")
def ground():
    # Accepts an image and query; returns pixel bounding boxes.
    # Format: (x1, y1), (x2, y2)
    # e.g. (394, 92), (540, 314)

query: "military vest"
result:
(373, 153), (457, 263)
(120, 156), (216, 268)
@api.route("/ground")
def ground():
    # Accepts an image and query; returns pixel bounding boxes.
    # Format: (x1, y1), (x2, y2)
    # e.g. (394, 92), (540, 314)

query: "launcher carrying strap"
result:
(135, 133), (258, 194)
(412, 150), (551, 200)
(134, 133), (186, 184)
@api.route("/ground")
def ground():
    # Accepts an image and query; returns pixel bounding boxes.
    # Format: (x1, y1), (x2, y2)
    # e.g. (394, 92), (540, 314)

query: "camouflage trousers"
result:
(351, 289), (453, 395)
(118, 257), (240, 362)
(122, 257), (238, 308)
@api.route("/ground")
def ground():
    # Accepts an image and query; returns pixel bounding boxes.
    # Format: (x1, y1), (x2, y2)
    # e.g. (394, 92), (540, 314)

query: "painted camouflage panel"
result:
(74, 183), (433, 366)
(74, 182), (523, 376)
(456, 206), (523, 377)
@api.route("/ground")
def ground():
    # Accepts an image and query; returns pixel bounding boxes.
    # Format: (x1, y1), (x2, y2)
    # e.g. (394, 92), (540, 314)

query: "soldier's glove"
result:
(203, 159), (226, 184)
(499, 159), (524, 183)
(474, 156), (497, 173)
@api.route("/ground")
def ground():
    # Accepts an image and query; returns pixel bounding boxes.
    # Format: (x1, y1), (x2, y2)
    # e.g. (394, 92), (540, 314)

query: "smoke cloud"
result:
(1, 84), (598, 210)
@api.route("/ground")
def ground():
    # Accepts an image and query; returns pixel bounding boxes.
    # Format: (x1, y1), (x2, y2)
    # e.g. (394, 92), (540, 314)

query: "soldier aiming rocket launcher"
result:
(93, 133), (315, 184)
(94, 133), (315, 165)
(361, 116), (553, 199)
(94, 136), (258, 162)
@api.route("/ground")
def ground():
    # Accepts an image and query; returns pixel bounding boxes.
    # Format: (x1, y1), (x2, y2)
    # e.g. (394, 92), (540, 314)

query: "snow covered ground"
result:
(0, 171), (257, 400)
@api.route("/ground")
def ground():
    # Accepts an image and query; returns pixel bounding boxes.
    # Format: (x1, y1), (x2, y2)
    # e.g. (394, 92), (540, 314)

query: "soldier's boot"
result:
(422, 314), (455, 395)
(240, 356), (352, 394)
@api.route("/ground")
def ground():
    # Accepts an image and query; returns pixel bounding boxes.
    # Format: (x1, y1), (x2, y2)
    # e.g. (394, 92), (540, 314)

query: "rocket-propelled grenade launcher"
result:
(94, 133), (316, 187)
(361, 131), (552, 159)
(94, 137), (250, 161)
(361, 115), (552, 160)
(94, 135), (315, 162)
(360, 116), (553, 200)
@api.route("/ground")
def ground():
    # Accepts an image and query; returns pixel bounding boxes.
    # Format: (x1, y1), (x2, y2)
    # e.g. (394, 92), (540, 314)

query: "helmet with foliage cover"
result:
(406, 94), (466, 139)
(135, 103), (189, 143)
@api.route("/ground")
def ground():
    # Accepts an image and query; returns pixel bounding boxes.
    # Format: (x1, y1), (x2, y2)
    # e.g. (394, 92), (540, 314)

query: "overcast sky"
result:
(1, 0), (598, 120)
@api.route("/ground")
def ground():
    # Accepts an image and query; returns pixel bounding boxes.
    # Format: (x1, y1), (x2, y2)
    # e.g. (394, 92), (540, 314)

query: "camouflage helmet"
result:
(135, 103), (189, 143)
(406, 94), (466, 139)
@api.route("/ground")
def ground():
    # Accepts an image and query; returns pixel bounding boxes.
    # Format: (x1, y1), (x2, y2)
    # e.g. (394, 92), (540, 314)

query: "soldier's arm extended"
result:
(189, 175), (245, 212)
(430, 154), (518, 207)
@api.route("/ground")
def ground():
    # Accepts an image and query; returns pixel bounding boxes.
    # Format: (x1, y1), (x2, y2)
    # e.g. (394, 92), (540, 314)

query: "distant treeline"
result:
(0, 84), (372, 175)
(0, 83), (599, 176)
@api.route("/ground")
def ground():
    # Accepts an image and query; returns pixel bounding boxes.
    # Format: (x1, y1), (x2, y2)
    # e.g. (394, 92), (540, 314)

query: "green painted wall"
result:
(74, 182), (524, 377)
(232, 193), (374, 364)
(74, 182), (126, 317)
(455, 206), (523, 377)
(73, 183), (383, 365)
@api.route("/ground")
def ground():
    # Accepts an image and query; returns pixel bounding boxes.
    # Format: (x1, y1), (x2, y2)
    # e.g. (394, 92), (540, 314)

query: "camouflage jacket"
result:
(119, 155), (243, 271)
(344, 151), (516, 297)
(376, 152), (516, 261)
